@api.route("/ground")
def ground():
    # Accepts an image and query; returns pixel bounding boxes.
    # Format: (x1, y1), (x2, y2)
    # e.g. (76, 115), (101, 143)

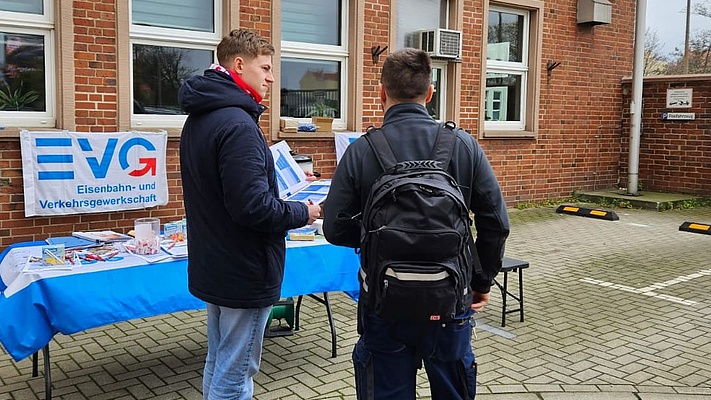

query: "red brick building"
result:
(0, 0), (705, 249)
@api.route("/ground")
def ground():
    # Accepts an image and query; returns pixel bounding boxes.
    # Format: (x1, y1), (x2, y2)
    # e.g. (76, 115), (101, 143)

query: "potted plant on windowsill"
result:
(307, 102), (337, 132)
(0, 82), (39, 111)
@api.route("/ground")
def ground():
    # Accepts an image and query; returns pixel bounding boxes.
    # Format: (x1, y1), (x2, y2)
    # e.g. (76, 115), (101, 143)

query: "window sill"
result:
(482, 130), (537, 139)
(276, 130), (339, 140)
(0, 127), (61, 141)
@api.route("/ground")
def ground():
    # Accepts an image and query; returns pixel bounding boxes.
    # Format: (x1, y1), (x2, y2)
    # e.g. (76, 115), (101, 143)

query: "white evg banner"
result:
(20, 130), (169, 217)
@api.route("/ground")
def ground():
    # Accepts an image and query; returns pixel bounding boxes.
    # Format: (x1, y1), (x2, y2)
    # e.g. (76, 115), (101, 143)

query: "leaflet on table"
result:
(72, 230), (133, 243)
(120, 240), (187, 263)
(24, 258), (73, 272)
(160, 240), (188, 258)
(23, 245), (73, 272)
(0, 247), (36, 289)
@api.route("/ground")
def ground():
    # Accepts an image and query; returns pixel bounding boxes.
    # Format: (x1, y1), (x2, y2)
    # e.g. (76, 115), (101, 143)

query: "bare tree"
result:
(644, 29), (668, 75)
(666, 0), (711, 74)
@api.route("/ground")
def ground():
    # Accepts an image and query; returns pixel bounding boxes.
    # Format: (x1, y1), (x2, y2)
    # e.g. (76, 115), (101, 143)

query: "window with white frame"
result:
(427, 63), (447, 121)
(130, 0), (219, 128)
(397, 0), (449, 121)
(396, 0), (448, 50)
(485, 6), (528, 131)
(0, 0), (55, 127)
(280, 0), (348, 131)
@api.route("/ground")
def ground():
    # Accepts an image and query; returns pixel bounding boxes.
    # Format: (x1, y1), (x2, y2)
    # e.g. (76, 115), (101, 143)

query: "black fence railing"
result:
(280, 89), (340, 118)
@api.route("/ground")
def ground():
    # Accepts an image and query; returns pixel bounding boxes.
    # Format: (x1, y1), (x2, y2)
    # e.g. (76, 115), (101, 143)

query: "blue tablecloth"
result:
(0, 240), (360, 361)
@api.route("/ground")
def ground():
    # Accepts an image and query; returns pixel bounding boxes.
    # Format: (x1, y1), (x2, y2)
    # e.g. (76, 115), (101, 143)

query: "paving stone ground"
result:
(1, 204), (710, 399)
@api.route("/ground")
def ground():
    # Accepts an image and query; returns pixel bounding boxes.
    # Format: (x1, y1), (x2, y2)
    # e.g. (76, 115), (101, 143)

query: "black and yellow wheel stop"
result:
(679, 221), (711, 235)
(555, 205), (619, 221)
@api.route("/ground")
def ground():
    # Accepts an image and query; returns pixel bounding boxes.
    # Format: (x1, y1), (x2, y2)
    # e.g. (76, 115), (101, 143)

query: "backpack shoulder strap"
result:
(430, 121), (458, 170)
(364, 125), (398, 171)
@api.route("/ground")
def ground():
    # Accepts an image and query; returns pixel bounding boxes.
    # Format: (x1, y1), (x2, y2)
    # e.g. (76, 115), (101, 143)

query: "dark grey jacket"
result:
(179, 69), (309, 308)
(323, 103), (510, 293)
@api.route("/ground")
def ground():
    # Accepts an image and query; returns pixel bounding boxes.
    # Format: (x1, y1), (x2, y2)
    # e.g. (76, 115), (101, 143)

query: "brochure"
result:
(270, 141), (310, 198)
(72, 230), (133, 243)
(284, 180), (331, 205)
(269, 141), (330, 204)
(121, 240), (187, 264)
(160, 240), (188, 259)
(23, 245), (72, 272)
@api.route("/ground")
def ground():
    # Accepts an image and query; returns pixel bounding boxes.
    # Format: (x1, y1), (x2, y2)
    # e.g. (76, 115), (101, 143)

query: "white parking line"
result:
(579, 276), (699, 306)
(626, 223), (650, 228)
(475, 322), (516, 339)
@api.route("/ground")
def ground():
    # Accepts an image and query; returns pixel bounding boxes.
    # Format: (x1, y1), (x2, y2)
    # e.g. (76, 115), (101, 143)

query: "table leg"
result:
(32, 351), (38, 377)
(322, 292), (337, 358)
(502, 271), (509, 327)
(518, 267), (525, 322)
(42, 344), (51, 400)
(291, 293), (338, 358)
(304, 293), (338, 358)
(295, 295), (304, 331)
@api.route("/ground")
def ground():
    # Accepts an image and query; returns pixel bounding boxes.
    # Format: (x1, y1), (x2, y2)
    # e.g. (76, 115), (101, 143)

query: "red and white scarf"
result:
(210, 63), (263, 104)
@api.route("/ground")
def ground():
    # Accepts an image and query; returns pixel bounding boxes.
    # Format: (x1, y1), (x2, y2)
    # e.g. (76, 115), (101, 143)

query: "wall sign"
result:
(662, 113), (695, 121)
(666, 88), (692, 108)
(20, 130), (169, 217)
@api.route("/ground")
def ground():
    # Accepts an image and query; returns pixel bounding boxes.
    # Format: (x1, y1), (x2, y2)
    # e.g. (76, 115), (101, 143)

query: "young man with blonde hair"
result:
(179, 29), (320, 400)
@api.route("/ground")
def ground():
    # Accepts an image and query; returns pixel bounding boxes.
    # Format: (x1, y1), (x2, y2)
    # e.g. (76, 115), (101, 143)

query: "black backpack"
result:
(359, 121), (477, 322)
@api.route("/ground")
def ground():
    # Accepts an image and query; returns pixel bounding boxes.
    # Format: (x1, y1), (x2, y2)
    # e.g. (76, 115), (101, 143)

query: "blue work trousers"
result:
(353, 307), (477, 400)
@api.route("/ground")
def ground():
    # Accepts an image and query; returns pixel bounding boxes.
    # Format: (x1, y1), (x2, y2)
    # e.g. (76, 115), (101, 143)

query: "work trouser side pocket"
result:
(456, 358), (477, 400)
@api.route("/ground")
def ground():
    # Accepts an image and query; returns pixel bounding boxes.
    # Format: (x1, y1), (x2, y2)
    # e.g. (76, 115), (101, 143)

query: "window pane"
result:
(0, 32), (46, 112)
(485, 72), (522, 122)
(132, 0), (214, 32)
(426, 67), (442, 119)
(397, 0), (447, 49)
(281, 58), (340, 118)
(282, 0), (340, 45)
(0, 0), (42, 14)
(133, 45), (212, 115)
(487, 10), (524, 62)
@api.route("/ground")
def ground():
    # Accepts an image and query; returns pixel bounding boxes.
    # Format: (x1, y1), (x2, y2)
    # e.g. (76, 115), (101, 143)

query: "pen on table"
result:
(82, 253), (103, 262)
(103, 251), (119, 260)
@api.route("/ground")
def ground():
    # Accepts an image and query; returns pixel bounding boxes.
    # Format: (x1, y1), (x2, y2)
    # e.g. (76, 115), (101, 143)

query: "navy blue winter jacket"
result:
(179, 69), (309, 308)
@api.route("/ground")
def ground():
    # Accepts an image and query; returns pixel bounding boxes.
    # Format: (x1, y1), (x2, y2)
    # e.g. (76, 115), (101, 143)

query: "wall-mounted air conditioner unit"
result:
(577, 0), (612, 25)
(415, 28), (462, 59)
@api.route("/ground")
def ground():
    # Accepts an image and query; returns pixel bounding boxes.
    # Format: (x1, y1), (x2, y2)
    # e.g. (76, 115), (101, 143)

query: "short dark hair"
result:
(217, 29), (275, 64)
(380, 48), (432, 101)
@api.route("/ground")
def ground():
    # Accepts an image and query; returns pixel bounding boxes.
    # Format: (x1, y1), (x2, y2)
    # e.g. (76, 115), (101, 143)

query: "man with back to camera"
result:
(323, 48), (510, 399)
(178, 29), (321, 400)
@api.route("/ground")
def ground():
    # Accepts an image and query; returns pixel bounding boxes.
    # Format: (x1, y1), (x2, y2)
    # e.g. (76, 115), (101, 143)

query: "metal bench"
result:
(494, 257), (530, 327)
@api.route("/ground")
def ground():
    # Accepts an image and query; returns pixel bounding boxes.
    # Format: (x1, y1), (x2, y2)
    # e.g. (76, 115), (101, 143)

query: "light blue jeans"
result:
(203, 303), (272, 400)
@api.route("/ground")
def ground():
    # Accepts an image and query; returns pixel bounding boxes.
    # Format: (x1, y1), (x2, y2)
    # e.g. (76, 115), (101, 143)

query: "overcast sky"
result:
(646, 0), (710, 56)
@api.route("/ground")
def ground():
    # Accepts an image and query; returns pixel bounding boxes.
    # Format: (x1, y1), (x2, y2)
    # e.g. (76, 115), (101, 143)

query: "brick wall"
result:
(297, 0), (637, 205)
(74, 0), (118, 132)
(621, 75), (711, 195)
(481, 0), (636, 204)
(0, 0), (654, 250)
